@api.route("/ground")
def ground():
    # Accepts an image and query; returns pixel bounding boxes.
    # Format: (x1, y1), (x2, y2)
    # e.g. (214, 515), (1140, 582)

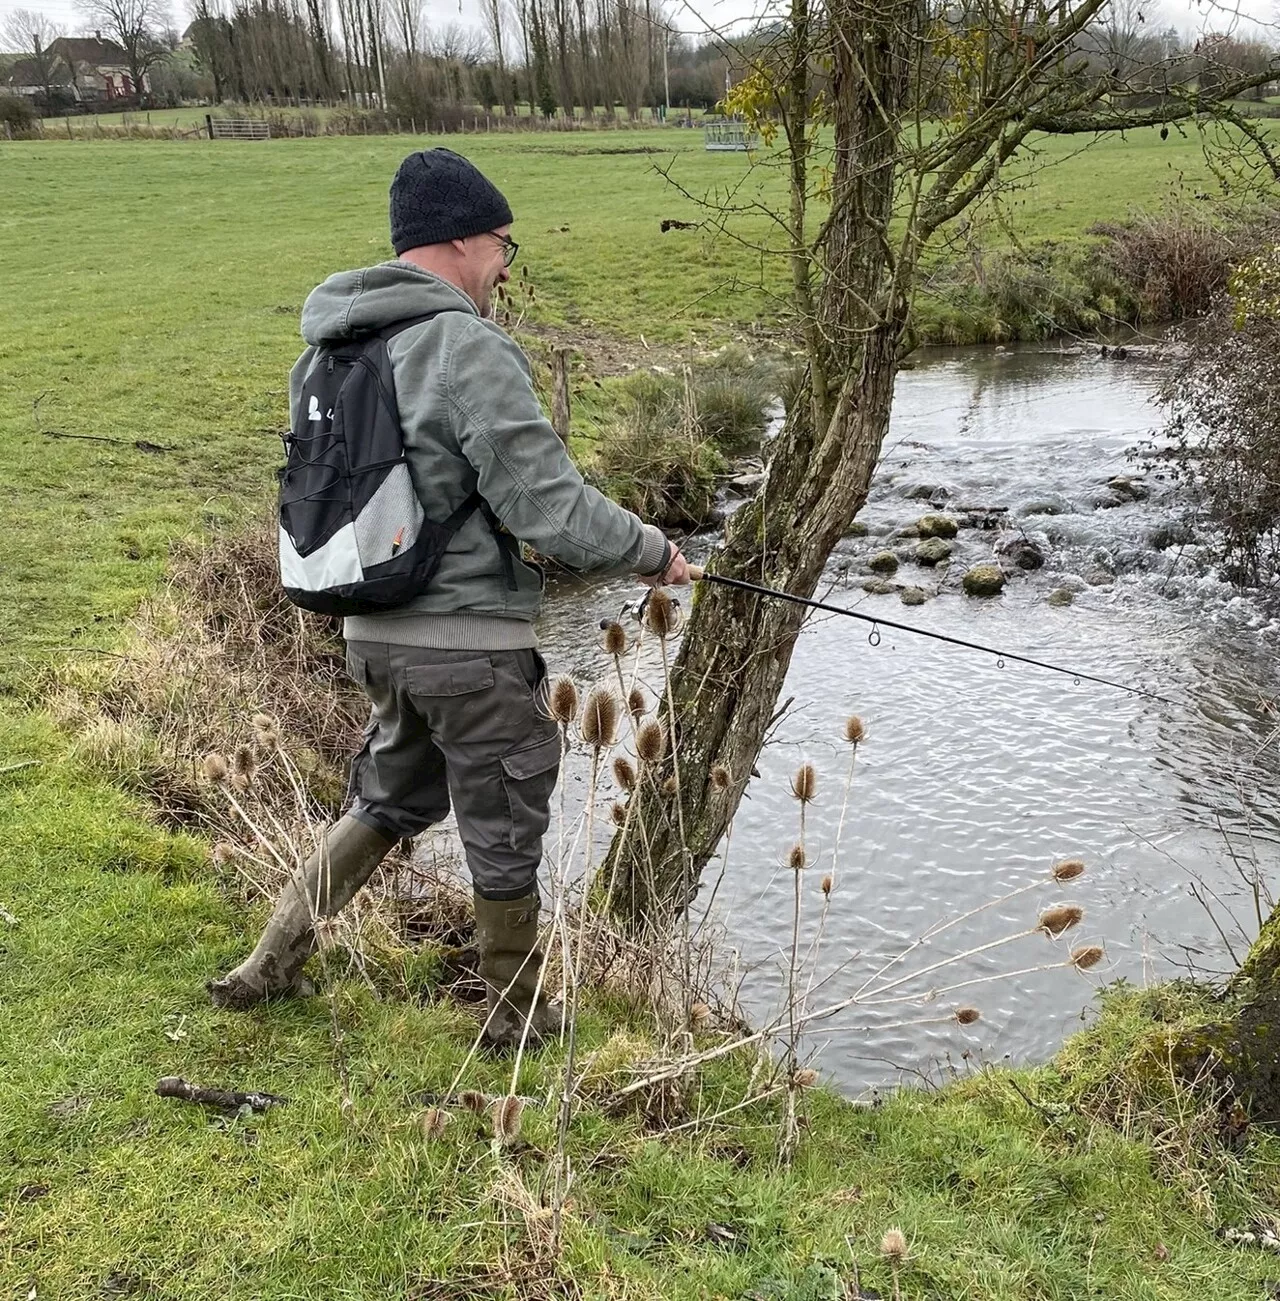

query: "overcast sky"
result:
(2, 0), (1275, 50)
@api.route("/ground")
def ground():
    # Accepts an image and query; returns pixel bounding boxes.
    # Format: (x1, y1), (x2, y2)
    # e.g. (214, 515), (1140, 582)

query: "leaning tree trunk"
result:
(605, 0), (919, 928)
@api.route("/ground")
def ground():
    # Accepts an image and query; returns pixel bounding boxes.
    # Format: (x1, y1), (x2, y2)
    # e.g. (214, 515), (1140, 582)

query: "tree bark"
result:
(605, 0), (916, 926)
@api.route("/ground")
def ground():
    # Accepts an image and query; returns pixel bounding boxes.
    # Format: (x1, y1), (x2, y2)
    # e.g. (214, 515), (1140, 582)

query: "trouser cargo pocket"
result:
(500, 733), (562, 854)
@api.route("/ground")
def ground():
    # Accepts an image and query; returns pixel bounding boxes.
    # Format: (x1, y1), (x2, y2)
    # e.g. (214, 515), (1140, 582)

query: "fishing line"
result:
(676, 566), (1182, 710)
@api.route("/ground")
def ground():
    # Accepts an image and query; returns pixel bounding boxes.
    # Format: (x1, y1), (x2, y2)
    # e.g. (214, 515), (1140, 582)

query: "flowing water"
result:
(533, 342), (1280, 1096)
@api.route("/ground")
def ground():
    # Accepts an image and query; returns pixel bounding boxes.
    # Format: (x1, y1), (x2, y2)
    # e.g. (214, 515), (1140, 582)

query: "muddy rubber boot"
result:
(208, 815), (394, 1011)
(473, 891), (561, 1050)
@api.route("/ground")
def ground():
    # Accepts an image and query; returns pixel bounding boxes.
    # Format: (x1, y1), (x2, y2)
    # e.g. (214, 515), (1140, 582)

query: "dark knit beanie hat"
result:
(389, 148), (514, 255)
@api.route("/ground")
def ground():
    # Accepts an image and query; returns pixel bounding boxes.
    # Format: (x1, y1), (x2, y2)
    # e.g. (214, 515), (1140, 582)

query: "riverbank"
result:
(5, 704), (1280, 1298)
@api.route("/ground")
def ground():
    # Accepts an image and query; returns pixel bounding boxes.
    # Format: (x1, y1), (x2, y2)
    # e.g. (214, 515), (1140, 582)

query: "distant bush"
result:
(916, 204), (1280, 345)
(590, 351), (777, 530)
(1091, 207), (1254, 322)
(1160, 247), (1280, 590)
(0, 93), (38, 138)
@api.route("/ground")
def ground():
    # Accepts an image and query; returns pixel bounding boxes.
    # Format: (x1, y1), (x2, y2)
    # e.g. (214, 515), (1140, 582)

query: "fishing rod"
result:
(680, 564), (1181, 709)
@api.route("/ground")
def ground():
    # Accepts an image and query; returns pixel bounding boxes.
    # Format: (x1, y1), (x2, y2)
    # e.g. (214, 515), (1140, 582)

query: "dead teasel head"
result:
(955, 1007), (981, 1025)
(613, 756), (636, 791)
(792, 1067), (819, 1089)
(789, 843), (807, 871)
(490, 1094), (525, 1144)
(232, 745), (257, 782)
(627, 686), (647, 720)
(255, 727), (280, 753)
(610, 800), (628, 826)
(600, 620), (628, 657)
(844, 715), (866, 745)
(581, 688), (620, 748)
(212, 841), (235, 865)
(420, 1107), (451, 1141)
(1071, 944), (1105, 971)
(710, 764), (731, 791)
(1038, 904), (1084, 938)
(201, 752), (229, 784)
(880, 1227), (909, 1263)
(821, 873), (833, 897)
(662, 775), (679, 797)
(457, 1090), (488, 1115)
(635, 719), (666, 765)
(791, 762), (817, 804)
(548, 675), (580, 725)
(1052, 857), (1086, 882)
(230, 772), (251, 793)
(645, 588), (678, 638)
(690, 1001), (711, 1029)
(251, 712), (277, 732)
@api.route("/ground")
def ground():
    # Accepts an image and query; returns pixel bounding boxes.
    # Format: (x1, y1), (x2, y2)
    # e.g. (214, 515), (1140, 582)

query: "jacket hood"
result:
(300, 259), (478, 345)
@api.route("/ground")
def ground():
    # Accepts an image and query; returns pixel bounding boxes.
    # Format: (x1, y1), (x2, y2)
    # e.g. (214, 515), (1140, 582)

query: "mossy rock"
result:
(915, 537), (953, 567)
(899, 586), (928, 606)
(962, 563), (1005, 597)
(861, 578), (894, 595)
(917, 513), (959, 539)
(892, 524), (920, 539)
(845, 520), (869, 538)
(1047, 587), (1075, 607)
(867, 550), (899, 575)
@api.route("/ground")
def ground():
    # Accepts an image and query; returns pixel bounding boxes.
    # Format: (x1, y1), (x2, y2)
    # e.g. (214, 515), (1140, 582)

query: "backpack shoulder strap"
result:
(372, 311), (446, 343)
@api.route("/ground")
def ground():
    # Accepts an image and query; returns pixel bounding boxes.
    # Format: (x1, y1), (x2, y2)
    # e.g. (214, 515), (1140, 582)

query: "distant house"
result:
(4, 34), (149, 105)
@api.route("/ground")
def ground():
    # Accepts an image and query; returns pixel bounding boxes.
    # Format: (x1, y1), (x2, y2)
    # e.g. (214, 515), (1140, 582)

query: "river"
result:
(532, 341), (1280, 1095)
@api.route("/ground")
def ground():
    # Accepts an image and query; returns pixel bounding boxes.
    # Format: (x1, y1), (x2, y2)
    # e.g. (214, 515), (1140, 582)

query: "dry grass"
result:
(48, 515), (365, 821)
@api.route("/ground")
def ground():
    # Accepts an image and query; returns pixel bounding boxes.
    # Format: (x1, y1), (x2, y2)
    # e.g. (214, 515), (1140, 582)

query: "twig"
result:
(42, 430), (173, 453)
(155, 1076), (288, 1112)
(0, 760), (41, 777)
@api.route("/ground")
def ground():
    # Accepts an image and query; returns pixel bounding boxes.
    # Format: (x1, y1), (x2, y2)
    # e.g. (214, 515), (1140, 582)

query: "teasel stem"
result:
(830, 727), (862, 893)
(861, 923), (1050, 1001)
(557, 727), (609, 1226)
(656, 620), (693, 1040)
(780, 775), (811, 1165)
(855, 957), (1087, 1009)
(854, 866), (1084, 1000)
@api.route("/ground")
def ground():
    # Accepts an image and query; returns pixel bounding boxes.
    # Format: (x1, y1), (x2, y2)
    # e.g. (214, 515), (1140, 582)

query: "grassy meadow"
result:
(4, 128), (1280, 1298)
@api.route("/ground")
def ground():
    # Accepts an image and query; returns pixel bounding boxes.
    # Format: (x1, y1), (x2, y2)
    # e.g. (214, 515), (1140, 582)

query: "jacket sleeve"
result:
(446, 318), (669, 576)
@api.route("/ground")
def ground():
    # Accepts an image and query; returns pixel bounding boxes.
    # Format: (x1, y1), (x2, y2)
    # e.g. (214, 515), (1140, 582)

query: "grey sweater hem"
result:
(343, 612), (538, 650)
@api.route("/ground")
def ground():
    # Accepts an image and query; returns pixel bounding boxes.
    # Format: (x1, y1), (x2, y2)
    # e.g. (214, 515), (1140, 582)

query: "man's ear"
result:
(450, 237), (469, 256)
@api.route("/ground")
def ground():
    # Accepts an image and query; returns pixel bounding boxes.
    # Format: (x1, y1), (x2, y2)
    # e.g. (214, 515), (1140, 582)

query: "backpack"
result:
(278, 313), (497, 616)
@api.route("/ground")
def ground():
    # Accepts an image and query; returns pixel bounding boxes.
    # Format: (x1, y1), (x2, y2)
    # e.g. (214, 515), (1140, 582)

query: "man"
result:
(209, 148), (689, 1046)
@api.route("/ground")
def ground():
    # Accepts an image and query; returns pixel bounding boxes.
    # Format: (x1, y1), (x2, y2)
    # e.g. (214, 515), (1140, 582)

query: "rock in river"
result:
(995, 531), (1047, 571)
(916, 513), (959, 539)
(915, 537), (953, 567)
(867, 550), (899, 575)
(900, 586), (928, 606)
(962, 563), (1006, 597)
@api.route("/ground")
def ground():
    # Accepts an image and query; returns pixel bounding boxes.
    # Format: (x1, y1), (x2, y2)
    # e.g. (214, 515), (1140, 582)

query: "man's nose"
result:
(498, 265), (512, 283)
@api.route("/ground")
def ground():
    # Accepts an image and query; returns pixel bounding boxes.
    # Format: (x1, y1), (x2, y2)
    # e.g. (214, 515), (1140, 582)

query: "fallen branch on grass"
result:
(155, 1076), (289, 1112)
(0, 760), (42, 777)
(42, 430), (173, 453)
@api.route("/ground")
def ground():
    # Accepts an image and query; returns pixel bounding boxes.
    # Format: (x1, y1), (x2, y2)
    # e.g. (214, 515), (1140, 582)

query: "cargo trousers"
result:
(343, 641), (562, 900)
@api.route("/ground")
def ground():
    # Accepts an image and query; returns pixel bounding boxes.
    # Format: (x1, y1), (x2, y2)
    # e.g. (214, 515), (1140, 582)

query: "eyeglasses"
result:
(487, 232), (519, 268)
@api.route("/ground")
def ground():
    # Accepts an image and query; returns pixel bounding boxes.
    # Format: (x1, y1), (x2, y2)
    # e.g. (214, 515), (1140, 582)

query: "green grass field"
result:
(0, 128), (1244, 671)
(4, 128), (1280, 1298)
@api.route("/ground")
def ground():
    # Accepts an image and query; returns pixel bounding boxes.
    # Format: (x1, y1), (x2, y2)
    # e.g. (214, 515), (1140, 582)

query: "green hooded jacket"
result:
(290, 259), (668, 650)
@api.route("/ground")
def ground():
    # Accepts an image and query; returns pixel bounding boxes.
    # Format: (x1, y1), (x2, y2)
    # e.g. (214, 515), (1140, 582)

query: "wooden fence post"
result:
(550, 347), (571, 445)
